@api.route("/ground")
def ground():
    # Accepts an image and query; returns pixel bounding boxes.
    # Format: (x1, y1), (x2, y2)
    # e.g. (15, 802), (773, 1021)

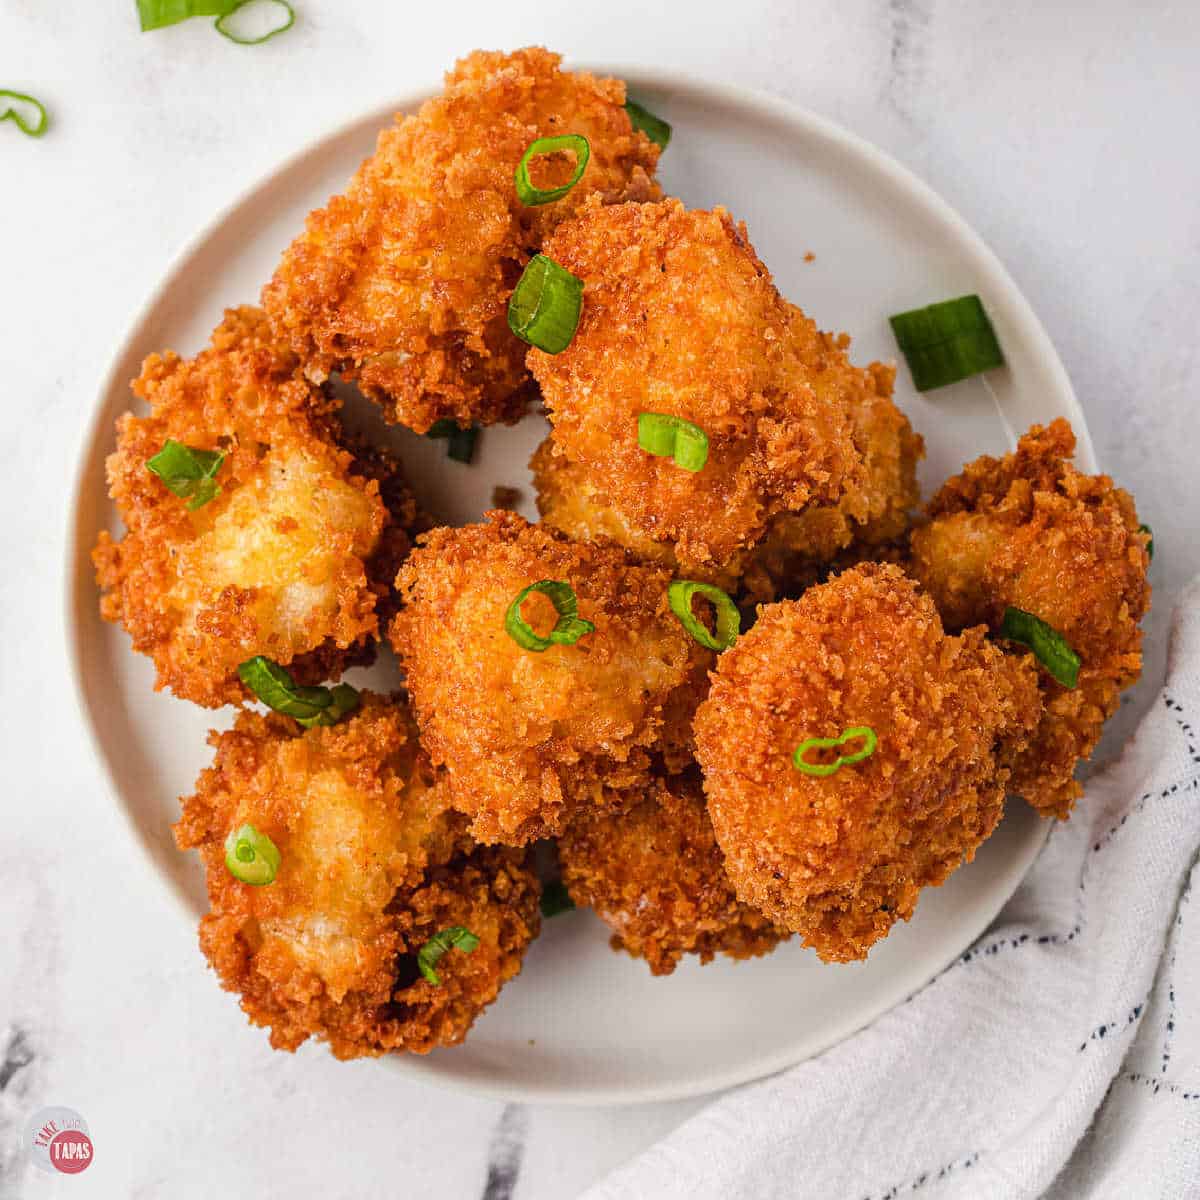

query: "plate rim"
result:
(63, 63), (1077, 1106)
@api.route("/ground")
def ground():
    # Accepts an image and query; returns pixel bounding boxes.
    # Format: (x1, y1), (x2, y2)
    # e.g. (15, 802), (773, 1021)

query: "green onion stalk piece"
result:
(624, 99), (671, 149)
(137, 0), (295, 44)
(792, 726), (878, 778)
(637, 412), (709, 472)
(146, 439), (225, 510)
(505, 580), (595, 653)
(237, 656), (360, 726)
(425, 419), (479, 463)
(508, 254), (584, 354)
(0, 91), (49, 137)
(540, 881), (575, 918)
(1139, 523), (1153, 562)
(215, 0), (294, 42)
(224, 823), (281, 885)
(998, 606), (1080, 689)
(667, 580), (740, 652)
(888, 294), (1005, 391)
(417, 926), (480, 986)
(514, 134), (590, 206)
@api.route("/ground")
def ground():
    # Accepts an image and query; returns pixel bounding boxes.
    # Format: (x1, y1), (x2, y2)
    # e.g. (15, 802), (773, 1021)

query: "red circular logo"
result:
(48, 1129), (94, 1174)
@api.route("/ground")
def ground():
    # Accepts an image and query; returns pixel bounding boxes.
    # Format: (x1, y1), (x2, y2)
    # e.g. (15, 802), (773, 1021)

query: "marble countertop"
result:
(2, 1), (1197, 1196)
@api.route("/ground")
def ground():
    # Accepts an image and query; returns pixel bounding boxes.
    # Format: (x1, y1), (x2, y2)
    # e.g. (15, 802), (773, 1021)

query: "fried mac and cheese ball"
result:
(694, 564), (1041, 962)
(175, 695), (540, 1059)
(528, 199), (865, 573)
(909, 419), (1151, 818)
(93, 307), (420, 709)
(262, 48), (661, 433)
(392, 512), (713, 845)
(558, 771), (790, 975)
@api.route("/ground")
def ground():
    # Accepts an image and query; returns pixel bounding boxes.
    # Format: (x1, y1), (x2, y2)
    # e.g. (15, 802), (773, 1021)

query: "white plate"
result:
(66, 67), (1093, 1106)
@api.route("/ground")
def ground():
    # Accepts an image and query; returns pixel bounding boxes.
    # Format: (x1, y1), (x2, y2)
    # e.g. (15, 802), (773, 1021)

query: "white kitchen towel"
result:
(587, 580), (1200, 1200)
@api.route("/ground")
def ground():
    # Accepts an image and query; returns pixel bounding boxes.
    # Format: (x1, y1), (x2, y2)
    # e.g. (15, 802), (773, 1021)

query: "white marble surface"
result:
(2, 2), (1198, 1197)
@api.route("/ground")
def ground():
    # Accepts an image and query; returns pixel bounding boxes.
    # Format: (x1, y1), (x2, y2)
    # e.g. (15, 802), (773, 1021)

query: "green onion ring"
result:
(540, 881), (575, 918)
(637, 412), (709, 472)
(508, 254), (584, 354)
(514, 134), (590, 206)
(237, 656), (361, 725)
(224, 823), (281, 885)
(1138, 523), (1153, 562)
(889, 294), (1005, 391)
(214, 0), (295, 43)
(998, 606), (1080, 689)
(504, 580), (595, 652)
(792, 727), (878, 777)
(667, 580), (739, 651)
(624, 99), (671, 149)
(417, 926), (480, 986)
(146, 439), (225, 510)
(137, 0), (237, 31)
(0, 91), (48, 138)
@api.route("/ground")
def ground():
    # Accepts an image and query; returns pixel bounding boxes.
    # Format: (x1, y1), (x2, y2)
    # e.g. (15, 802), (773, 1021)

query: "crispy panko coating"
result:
(694, 564), (1042, 962)
(262, 48), (661, 433)
(528, 198), (866, 572)
(909, 419), (1151, 818)
(175, 695), (540, 1059)
(559, 770), (790, 975)
(93, 307), (420, 709)
(391, 512), (713, 845)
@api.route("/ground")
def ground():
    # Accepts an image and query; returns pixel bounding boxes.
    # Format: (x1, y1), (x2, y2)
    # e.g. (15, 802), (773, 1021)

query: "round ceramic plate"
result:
(66, 67), (1093, 1106)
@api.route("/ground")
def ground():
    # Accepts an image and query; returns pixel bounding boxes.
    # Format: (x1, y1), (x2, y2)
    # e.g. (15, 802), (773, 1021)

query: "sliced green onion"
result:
(999, 607), (1080, 689)
(624, 99), (671, 149)
(237, 657), (360, 725)
(505, 581), (595, 652)
(417, 926), (480, 986)
(637, 412), (709, 472)
(215, 0), (294, 43)
(792, 726), (878, 778)
(447, 425), (478, 464)
(137, 0), (236, 31)
(223, 823), (280, 886)
(0, 91), (49, 138)
(667, 580), (739, 652)
(1139, 523), (1153, 561)
(425, 419), (457, 438)
(889, 295), (1005, 391)
(515, 134), (590, 206)
(540, 881), (575, 918)
(508, 254), (583, 354)
(146, 439), (225, 510)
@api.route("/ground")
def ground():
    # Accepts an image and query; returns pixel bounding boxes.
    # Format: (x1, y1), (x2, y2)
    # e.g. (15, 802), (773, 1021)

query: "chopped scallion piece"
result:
(0, 91), (49, 138)
(505, 580), (595, 652)
(417, 926), (480, 986)
(1139, 523), (1153, 561)
(637, 412), (709, 472)
(214, 0), (295, 43)
(792, 727), (878, 778)
(146, 439), (225, 510)
(508, 254), (583, 354)
(224, 823), (280, 885)
(667, 580), (739, 651)
(540, 881), (575, 918)
(624, 99), (671, 149)
(237, 656), (360, 725)
(425, 419), (458, 439)
(447, 425), (478, 464)
(889, 294), (1004, 391)
(515, 134), (590, 206)
(999, 606), (1080, 689)
(137, 0), (236, 31)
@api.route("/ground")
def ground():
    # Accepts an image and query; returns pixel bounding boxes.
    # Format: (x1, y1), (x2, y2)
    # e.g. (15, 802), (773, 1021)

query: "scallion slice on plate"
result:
(624, 99), (671, 149)
(667, 580), (739, 652)
(889, 294), (1004, 391)
(508, 254), (584, 354)
(224, 823), (281, 886)
(145, 440), (225, 510)
(638, 412), (709, 472)
(998, 606), (1080, 689)
(417, 926), (480, 987)
(515, 134), (590, 206)
(505, 581), (594, 652)
(792, 727), (878, 778)
(0, 91), (49, 137)
(237, 657), (360, 726)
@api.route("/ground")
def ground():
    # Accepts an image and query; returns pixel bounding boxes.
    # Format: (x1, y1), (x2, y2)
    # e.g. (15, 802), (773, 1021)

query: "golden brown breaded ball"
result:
(909, 419), (1151, 819)
(558, 770), (790, 975)
(391, 512), (714, 845)
(528, 198), (865, 572)
(261, 48), (661, 433)
(694, 564), (1042, 963)
(93, 307), (420, 709)
(174, 695), (540, 1059)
